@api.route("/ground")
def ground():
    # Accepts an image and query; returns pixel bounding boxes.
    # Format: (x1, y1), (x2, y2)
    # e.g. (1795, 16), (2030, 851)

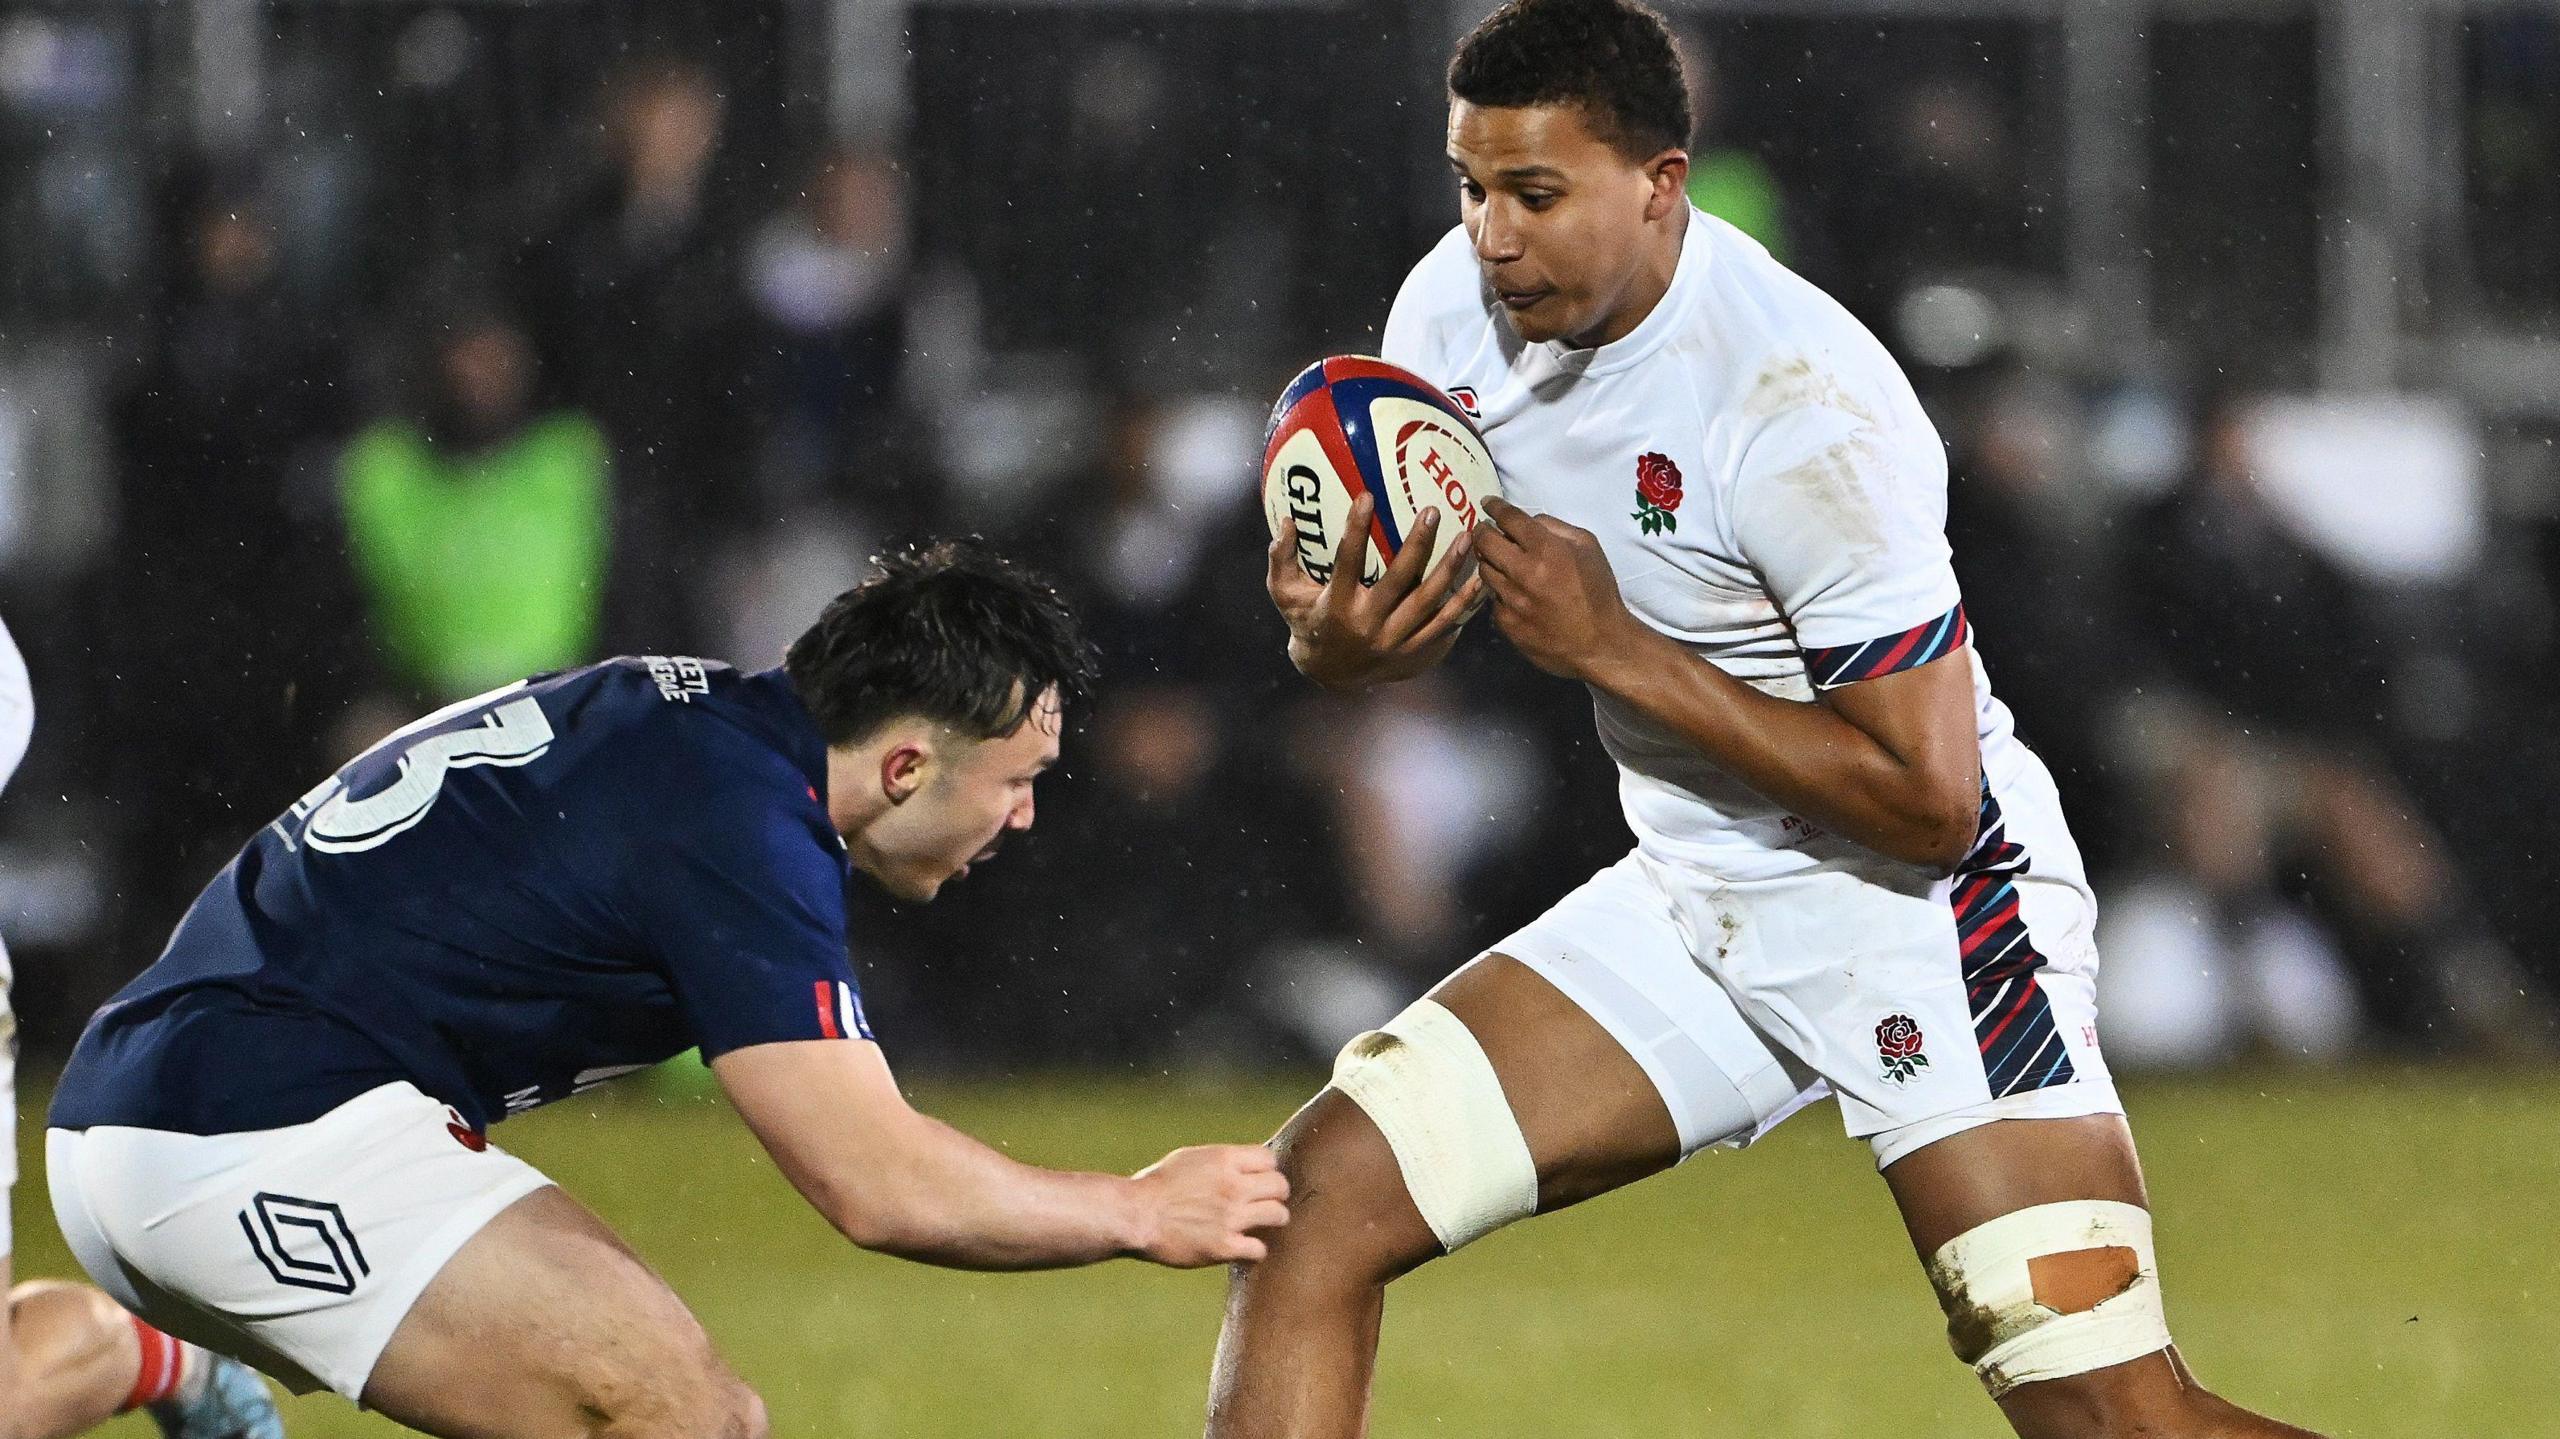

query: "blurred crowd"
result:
(2, 9), (2556, 1071)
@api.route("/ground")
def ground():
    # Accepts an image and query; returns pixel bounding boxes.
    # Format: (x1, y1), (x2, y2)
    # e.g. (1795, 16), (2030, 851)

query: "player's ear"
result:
(879, 741), (931, 804)
(1643, 149), (1690, 221)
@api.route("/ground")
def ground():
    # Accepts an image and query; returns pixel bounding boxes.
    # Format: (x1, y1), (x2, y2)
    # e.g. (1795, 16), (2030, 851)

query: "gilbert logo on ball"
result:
(1262, 356), (1504, 586)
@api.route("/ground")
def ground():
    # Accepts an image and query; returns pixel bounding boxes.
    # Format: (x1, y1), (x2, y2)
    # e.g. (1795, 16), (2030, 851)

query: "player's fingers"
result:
(1324, 494), (1376, 597)
(1470, 517), (1523, 576)
(1371, 507), (1439, 606)
(1372, 514), (1454, 627)
(1380, 533), (1470, 648)
(1481, 494), (1532, 541)
(1455, 568), (1492, 622)
(1209, 1143), (1280, 1178)
(1240, 1198), (1290, 1232)
(1459, 567), (1493, 611)
(1420, 524), (1476, 602)
(1399, 569), (1488, 654)
(1265, 522), (1314, 603)
(1271, 523), (1335, 608)
(1235, 1167), (1290, 1203)
(1222, 1234), (1270, 1264)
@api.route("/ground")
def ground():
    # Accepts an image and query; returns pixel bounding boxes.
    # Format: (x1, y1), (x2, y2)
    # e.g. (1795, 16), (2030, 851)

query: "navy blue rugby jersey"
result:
(53, 657), (872, 1135)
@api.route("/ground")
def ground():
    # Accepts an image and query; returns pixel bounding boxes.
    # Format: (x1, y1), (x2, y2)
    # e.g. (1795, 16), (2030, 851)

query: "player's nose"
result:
(1471, 206), (1524, 264)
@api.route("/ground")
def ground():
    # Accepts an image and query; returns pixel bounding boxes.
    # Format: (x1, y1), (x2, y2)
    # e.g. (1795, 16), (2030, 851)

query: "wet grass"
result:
(19, 1063), (2552, 1437)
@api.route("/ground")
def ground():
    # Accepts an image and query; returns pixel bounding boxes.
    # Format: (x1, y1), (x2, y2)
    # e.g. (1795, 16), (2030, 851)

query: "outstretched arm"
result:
(714, 1038), (1288, 1272)
(1472, 496), (1979, 872)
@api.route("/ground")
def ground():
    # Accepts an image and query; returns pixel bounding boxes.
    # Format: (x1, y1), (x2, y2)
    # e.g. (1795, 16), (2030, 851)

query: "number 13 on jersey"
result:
(275, 686), (557, 855)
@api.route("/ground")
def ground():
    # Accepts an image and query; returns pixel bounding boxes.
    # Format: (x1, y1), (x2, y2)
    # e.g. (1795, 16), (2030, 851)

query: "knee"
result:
(593, 1353), (766, 1439)
(670, 1372), (767, 1439)
(715, 1378), (770, 1439)
(8, 1278), (123, 1324)
(641, 1380), (766, 1439)
(5, 1281), (134, 1369)
(1252, 1092), (1441, 1288)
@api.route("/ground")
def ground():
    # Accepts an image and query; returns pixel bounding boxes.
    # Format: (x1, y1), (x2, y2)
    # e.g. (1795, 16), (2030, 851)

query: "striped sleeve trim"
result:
(1801, 603), (1970, 690)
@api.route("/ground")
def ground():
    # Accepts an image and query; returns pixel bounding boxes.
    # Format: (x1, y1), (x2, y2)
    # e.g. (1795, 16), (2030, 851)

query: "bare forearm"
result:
(807, 1111), (1145, 1272)
(1585, 627), (1974, 870)
(721, 1041), (1281, 1275)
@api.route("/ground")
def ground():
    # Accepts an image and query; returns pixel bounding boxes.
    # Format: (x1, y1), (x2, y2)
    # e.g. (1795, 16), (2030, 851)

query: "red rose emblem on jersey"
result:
(1876, 1013), (1930, 1084)
(1632, 452), (1683, 534)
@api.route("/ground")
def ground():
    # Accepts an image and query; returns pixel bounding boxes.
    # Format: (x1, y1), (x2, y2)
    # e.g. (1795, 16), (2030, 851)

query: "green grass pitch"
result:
(17, 1065), (2555, 1436)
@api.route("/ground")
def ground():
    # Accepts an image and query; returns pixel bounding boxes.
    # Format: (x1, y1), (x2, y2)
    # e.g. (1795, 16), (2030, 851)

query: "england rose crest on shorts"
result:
(1876, 1013), (1929, 1084)
(1632, 452), (1682, 534)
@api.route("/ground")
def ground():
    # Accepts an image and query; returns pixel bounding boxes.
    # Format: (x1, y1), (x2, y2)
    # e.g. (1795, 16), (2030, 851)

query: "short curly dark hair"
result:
(1448, 0), (1692, 161)
(785, 538), (1099, 747)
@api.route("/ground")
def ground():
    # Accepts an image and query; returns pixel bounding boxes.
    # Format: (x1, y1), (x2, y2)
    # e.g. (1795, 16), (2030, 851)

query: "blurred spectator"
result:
(1942, 370), (2131, 868)
(1048, 39), (1232, 370)
(519, 54), (749, 653)
(102, 165), (354, 964)
(1311, 677), (1540, 971)
(1006, 391), (1274, 680)
(714, 508), (876, 677)
(1676, 30), (1793, 263)
(1838, 73), (2031, 321)
(2099, 394), (2546, 1059)
(742, 146), (936, 529)
(336, 292), (609, 722)
(922, 677), (1334, 1066)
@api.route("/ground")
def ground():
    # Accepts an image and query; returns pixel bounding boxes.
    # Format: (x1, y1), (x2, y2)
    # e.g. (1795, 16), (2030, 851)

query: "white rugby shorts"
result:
(47, 1081), (553, 1399)
(1489, 846), (2122, 1169)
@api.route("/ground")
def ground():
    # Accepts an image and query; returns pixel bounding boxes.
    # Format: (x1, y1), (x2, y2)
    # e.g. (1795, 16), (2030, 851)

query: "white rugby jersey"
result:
(1384, 210), (2074, 884)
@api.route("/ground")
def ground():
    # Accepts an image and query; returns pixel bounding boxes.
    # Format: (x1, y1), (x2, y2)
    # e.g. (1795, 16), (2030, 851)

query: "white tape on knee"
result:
(1328, 999), (1537, 1252)
(1926, 1200), (2172, 1399)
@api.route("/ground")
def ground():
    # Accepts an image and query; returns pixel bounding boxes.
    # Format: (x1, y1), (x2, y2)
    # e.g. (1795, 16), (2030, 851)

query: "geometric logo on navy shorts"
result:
(238, 1192), (372, 1295)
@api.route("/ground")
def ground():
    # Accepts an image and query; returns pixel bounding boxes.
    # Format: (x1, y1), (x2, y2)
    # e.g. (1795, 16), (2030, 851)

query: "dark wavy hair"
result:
(784, 538), (1098, 746)
(1448, 0), (1693, 161)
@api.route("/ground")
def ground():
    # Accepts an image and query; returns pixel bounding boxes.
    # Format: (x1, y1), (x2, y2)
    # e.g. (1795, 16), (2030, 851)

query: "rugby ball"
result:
(1261, 356), (1502, 586)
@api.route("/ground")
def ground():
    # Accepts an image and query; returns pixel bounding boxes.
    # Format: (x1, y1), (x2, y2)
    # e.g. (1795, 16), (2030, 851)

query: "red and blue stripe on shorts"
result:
(1950, 784), (2077, 1097)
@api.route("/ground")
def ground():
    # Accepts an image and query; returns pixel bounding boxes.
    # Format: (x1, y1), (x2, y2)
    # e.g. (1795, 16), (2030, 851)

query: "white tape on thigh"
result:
(1926, 1200), (2172, 1398)
(1329, 999), (1538, 1252)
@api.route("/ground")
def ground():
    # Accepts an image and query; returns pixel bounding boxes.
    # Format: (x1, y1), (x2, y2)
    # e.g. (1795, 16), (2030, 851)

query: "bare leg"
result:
(5, 1279), (146, 1439)
(361, 1186), (766, 1439)
(1883, 1116), (2326, 1439)
(1205, 956), (1682, 1439)
(1, 1254), (14, 1439)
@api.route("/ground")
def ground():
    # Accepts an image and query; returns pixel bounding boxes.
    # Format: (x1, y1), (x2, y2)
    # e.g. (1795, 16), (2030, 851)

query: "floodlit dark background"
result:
(8, 5), (2560, 1436)
(4, 0), (2558, 1079)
